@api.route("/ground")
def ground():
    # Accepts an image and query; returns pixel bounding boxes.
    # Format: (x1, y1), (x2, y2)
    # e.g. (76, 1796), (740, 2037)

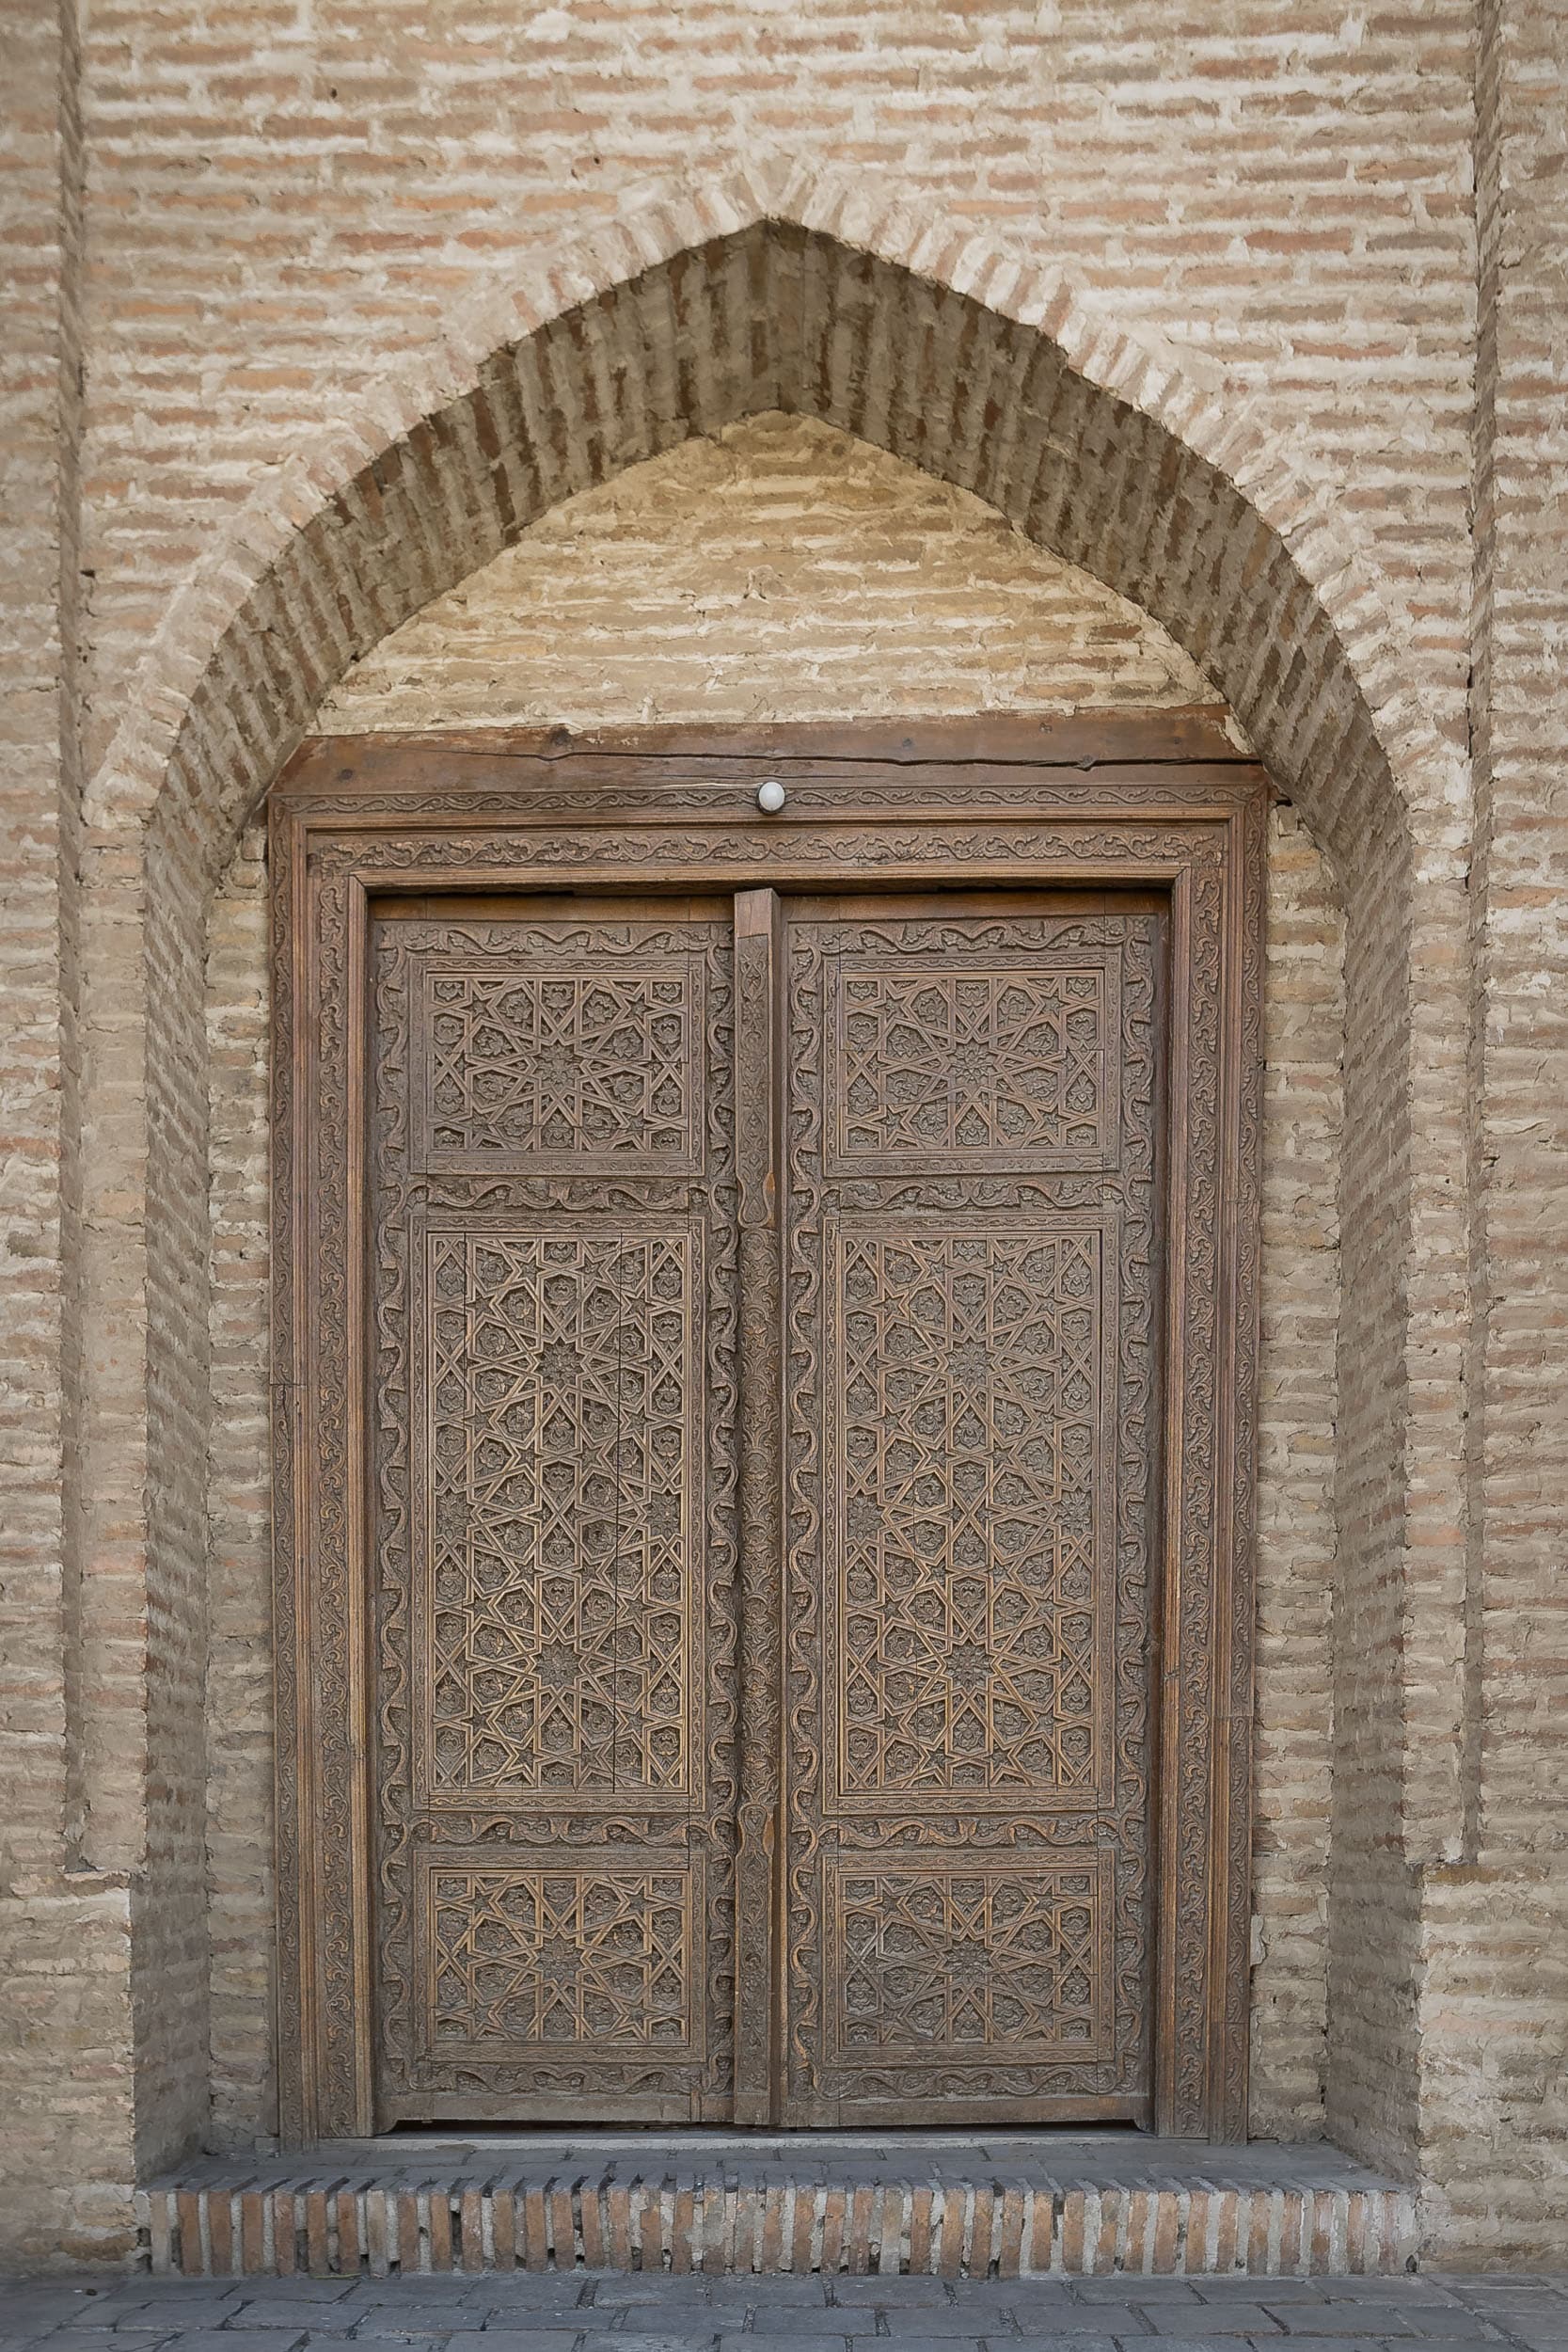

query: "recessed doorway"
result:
(270, 720), (1261, 2142)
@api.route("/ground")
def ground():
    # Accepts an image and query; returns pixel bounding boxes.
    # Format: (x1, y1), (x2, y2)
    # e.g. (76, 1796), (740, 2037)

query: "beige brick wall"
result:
(10, 0), (1568, 2271)
(206, 417), (1342, 2147)
(0, 0), (139, 2267)
(78, 0), (1477, 772)
(318, 413), (1210, 727)
(1414, 0), (1568, 2264)
(204, 825), (274, 2158)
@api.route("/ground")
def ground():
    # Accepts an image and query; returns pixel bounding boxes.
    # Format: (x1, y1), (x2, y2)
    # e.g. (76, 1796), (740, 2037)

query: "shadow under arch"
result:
(81, 164), (1468, 2181)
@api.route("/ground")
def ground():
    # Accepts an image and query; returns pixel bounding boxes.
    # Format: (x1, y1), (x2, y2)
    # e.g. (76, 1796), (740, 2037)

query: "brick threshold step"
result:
(139, 2139), (1417, 2281)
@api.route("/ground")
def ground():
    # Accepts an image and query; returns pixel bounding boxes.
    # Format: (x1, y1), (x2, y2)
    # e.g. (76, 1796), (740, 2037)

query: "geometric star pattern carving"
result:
(833, 1224), (1102, 1800)
(426, 1230), (690, 1796)
(835, 1864), (1104, 2055)
(426, 965), (697, 1165)
(834, 964), (1110, 1167)
(429, 1866), (691, 2049)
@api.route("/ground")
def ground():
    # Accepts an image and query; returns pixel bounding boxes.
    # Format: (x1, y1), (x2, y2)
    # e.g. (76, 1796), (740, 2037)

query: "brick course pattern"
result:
(0, 0), (137, 2273)
(74, 3), (1478, 772)
(1, 0), (1564, 2278)
(139, 2176), (1415, 2282)
(316, 413), (1212, 728)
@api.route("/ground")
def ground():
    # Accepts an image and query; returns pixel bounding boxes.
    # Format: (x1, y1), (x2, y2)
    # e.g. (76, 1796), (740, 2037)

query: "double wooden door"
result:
(368, 886), (1164, 2127)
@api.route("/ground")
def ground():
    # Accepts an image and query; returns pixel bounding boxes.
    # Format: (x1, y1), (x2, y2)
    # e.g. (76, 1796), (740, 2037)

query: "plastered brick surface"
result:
(1414, 0), (1568, 2266)
(0, 0), (137, 2270)
(318, 414), (1211, 727)
(3, 0), (1566, 2276)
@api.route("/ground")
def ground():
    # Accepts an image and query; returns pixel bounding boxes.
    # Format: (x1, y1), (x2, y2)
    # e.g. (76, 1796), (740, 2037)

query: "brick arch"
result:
(78, 163), (1467, 2180)
(95, 159), (1455, 862)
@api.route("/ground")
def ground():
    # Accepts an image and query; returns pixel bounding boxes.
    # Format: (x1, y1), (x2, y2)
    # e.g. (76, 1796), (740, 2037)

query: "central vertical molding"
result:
(732, 886), (786, 2123)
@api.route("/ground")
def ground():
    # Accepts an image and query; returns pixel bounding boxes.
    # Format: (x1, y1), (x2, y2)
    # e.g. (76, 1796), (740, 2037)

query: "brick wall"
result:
(204, 825), (273, 2159)
(317, 413), (1211, 727)
(77, 0), (1477, 770)
(1415, 0), (1568, 2263)
(8, 0), (1568, 2271)
(0, 0), (139, 2268)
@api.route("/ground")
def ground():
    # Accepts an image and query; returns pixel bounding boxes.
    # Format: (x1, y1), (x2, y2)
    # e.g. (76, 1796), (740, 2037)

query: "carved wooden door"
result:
(367, 886), (1162, 2127)
(776, 894), (1163, 2125)
(368, 898), (740, 2124)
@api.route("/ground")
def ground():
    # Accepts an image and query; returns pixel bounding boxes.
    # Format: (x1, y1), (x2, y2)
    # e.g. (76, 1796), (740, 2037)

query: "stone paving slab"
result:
(1, 2278), (1565, 2352)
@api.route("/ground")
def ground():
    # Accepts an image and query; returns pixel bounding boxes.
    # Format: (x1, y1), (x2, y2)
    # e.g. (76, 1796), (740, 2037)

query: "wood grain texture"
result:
(733, 888), (785, 2123)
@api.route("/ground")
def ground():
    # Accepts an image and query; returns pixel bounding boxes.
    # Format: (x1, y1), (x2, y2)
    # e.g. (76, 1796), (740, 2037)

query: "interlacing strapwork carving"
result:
(832, 1222), (1108, 1804)
(422, 963), (701, 1169)
(830, 958), (1118, 1171)
(370, 914), (736, 2121)
(424, 1230), (692, 1797)
(427, 1866), (691, 2051)
(833, 1860), (1109, 2056)
(787, 913), (1160, 2122)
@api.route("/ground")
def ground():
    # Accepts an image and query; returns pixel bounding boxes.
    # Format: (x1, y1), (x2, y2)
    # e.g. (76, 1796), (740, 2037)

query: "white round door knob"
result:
(756, 779), (787, 814)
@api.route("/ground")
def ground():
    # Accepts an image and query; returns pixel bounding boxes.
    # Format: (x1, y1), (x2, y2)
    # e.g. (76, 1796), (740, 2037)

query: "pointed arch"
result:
(94, 160), (1456, 861)
(76, 162), (1470, 2179)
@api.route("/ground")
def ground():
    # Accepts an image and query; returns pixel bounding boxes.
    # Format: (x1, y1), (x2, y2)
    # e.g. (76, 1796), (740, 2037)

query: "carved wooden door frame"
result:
(270, 712), (1266, 2145)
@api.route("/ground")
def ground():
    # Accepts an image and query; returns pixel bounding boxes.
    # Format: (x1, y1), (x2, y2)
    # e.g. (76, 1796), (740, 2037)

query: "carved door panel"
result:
(365, 886), (1163, 2127)
(780, 895), (1164, 2125)
(368, 900), (739, 2123)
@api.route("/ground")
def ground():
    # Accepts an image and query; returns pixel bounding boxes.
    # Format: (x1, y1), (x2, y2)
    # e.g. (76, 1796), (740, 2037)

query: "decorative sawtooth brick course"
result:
(138, 2174), (1418, 2281)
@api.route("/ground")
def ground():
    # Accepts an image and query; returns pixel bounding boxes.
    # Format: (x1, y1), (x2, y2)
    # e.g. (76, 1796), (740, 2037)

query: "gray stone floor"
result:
(4, 2271), (1568, 2352)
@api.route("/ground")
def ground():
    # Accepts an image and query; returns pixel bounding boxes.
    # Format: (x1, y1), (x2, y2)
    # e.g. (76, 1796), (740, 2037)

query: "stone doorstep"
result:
(137, 2172), (1418, 2283)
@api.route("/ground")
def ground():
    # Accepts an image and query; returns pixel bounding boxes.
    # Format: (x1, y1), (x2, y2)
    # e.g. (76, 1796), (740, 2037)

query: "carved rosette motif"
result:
(424, 1862), (694, 2055)
(832, 1856), (1113, 2058)
(829, 1221), (1114, 1804)
(419, 961), (704, 1172)
(273, 763), (1260, 2144)
(827, 953), (1120, 1172)
(420, 1229), (696, 1798)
